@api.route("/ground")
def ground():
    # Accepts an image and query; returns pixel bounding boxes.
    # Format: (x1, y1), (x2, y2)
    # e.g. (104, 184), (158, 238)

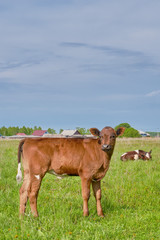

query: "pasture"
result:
(0, 138), (160, 239)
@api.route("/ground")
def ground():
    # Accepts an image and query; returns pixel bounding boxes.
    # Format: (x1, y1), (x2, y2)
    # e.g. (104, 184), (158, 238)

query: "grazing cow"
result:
(16, 126), (125, 217)
(120, 150), (152, 161)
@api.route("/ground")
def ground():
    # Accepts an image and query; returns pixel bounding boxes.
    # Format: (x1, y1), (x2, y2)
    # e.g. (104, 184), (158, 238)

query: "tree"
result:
(122, 128), (141, 138)
(26, 127), (33, 135)
(59, 129), (63, 134)
(115, 123), (141, 138)
(115, 123), (131, 130)
(0, 126), (7, 136)
(47, 128), (56, 134)
(76, 127), (90, 135)
(19, 126), (27, 134)
(34, 126), (42, 131)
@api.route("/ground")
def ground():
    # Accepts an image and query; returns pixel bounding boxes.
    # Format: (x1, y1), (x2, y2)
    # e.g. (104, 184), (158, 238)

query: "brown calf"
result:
(16, 126), (125, 217)
(120, 150), (152, 161)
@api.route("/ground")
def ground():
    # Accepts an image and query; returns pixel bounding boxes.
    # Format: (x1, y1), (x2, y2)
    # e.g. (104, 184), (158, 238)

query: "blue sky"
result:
(0, 0), (160, 132)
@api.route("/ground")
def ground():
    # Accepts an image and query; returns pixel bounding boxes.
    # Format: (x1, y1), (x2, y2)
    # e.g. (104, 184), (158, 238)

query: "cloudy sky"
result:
(0, 0), (160, 132)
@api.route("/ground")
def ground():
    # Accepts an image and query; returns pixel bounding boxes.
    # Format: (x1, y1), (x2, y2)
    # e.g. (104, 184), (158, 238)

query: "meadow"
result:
(0, 138), (160, 240)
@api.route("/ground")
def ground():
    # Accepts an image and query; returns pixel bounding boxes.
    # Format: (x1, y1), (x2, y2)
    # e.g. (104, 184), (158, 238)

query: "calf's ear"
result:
(116, 127), (125, 137)
(90, 128), (100, 136)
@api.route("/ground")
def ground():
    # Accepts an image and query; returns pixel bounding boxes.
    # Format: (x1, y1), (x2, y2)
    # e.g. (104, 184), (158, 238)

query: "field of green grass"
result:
(0, 138), (160, 239)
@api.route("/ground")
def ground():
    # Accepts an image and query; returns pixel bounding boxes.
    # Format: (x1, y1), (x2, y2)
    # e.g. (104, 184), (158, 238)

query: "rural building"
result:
(32, 130), (48, 136)
(138, 130), (150, 137)
(61, 129), (81, 137)
(16, 133), (26, 136)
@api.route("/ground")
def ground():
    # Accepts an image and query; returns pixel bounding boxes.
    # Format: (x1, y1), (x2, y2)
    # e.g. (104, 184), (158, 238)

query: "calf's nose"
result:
(102, 144), (111, 151)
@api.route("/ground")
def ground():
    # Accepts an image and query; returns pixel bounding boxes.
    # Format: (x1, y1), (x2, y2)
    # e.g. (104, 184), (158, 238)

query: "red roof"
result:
(32, 130), (47, 136)
(16, 133), (26, 136)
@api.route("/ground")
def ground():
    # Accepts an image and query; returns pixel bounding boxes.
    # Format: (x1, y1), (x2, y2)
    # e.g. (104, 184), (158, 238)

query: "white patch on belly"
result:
(48, 170), (69, 179)
(135, 150), (139, 154)
(134, 154), (139, 160)
(146, 153), (149, 159)
(35, 174), (40, 180)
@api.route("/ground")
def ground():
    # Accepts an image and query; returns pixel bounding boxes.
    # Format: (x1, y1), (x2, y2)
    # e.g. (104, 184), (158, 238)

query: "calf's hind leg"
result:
(92, 180), (104, 217)
(28, 174), (43, 217)
(19, 169), (30, 216)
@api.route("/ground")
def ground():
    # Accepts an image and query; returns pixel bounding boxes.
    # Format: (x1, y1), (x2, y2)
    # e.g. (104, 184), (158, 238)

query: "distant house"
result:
(138, 130), (150, 137)
(61, 129), (81, 137)
(32, 130), (48, 136)
(16, 133), (26, 136)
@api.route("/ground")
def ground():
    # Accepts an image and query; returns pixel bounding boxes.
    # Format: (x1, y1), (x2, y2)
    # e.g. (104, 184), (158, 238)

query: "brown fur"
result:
(17, 126), (125, 217)
(120, 150), (152, 161)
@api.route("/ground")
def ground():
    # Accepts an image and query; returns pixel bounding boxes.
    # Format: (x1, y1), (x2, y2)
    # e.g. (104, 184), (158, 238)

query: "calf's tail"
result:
(16, 139), (25, 184)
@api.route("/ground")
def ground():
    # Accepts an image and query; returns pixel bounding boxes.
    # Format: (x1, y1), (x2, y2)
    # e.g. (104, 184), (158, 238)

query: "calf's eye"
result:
(110, 135), (115, 139)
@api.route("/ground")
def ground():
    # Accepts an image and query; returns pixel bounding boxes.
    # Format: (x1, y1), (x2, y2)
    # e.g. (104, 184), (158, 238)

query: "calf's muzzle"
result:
(102, 144), (111, 151)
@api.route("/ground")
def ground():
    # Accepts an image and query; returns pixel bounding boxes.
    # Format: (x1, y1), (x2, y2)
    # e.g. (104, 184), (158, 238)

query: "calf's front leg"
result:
(80, 177), (91, 216)
(92, 180), (104, 217)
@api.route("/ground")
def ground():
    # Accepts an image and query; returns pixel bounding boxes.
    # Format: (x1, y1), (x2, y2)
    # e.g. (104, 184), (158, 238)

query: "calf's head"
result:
(90, 126), (125, 154)
(142, 150), (152, 160)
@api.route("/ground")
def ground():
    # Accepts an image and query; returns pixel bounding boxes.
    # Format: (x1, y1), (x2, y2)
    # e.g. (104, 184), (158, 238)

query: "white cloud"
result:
(146, 90), (160, 97)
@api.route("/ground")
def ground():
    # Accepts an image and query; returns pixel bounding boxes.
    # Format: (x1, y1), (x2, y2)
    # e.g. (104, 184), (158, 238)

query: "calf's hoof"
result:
(83, 211), (89, 217)
(98, 211), (104, 217)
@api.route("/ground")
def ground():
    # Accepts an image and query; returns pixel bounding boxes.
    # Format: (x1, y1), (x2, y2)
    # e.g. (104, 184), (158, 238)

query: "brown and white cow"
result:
(16, 126), (125, 217)
(120, 150), (152, 161)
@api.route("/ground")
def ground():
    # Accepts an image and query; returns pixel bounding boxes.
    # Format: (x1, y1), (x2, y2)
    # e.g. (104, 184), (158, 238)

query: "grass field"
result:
(0, 138), (160, 239)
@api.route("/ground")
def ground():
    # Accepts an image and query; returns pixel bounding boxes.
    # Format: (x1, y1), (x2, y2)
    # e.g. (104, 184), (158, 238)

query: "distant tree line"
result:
(0, 123), (157, 137)
(0, 126), (91, 136)
(0, 126), (56, 136)
(147, 131), (160, 137)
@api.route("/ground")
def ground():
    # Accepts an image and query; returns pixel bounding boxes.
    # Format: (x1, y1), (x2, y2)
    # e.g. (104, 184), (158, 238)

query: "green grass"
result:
(0, 138), (160, 239)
